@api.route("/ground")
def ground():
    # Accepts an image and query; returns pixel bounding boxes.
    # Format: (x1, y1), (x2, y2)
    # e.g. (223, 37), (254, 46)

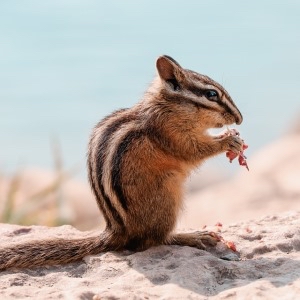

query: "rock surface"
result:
(1, 211), (300, 299)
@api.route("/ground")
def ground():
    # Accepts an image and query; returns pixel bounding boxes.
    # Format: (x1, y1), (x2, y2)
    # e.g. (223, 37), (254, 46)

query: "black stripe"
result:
(217, 99), (232, 114)
(189, 86), (205, 97)
(111, 130), (144, 211)
(185, 98), (215, 111)
(163, 90), (215, 111)
(88, 110), (135, 230)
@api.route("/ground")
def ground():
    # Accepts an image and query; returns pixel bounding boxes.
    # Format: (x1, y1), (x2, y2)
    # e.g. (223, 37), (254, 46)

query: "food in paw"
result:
(223, 128), (249, 171)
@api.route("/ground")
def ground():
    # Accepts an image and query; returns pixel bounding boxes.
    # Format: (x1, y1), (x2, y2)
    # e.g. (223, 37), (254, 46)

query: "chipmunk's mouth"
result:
(210, 115), (239, 136)
(209, 123), (236, 138)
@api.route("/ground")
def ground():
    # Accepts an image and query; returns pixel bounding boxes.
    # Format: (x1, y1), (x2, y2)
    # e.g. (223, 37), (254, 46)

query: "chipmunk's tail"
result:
(0, 231), (124, 271)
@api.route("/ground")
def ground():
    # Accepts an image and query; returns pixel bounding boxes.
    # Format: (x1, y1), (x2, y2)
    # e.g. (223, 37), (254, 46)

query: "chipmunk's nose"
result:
(235, 109), (243, 125)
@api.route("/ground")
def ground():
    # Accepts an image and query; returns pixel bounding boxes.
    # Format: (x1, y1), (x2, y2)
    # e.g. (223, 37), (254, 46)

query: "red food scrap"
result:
(225, 241), (237, 252)
(213, 229), (238, 252)
(245, 227), (252, 233)
(224, 129), (249, 171)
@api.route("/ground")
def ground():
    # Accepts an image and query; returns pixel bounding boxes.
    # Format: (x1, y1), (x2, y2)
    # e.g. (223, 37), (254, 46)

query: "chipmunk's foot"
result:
(168, 231), (220, 250)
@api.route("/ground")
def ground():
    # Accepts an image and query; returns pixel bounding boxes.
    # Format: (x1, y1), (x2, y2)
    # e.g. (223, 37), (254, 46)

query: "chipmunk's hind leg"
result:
(166, 231), (219, 250)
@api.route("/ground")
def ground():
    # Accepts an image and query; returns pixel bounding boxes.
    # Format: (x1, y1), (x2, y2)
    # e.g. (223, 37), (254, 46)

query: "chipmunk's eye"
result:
(205, 90), (219, 101)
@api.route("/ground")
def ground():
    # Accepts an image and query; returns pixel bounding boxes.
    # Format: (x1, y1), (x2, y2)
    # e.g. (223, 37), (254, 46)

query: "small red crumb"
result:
(215, 222), (223, 227)
(245, 227), (252, 233)
(214, 232), (238, 252)
(226, 241), (237, 252)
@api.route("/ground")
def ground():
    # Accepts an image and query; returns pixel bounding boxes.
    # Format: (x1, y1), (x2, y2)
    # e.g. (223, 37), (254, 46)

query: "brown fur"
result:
(0, 55), (243, 270)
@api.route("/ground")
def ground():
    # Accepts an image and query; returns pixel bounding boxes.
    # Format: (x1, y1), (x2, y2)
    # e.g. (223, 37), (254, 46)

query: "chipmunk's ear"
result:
(156, 55), (184, 89)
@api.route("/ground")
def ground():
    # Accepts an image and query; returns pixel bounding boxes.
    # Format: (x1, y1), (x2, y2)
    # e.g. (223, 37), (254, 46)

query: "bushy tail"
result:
(0, 232), (122, 271)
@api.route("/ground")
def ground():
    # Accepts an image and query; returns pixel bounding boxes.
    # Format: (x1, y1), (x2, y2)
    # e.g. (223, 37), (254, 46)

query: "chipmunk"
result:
(0, 55), (243, 270)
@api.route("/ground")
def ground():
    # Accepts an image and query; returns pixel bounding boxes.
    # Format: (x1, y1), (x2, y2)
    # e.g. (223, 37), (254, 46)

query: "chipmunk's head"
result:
(155, 55), (243, 131)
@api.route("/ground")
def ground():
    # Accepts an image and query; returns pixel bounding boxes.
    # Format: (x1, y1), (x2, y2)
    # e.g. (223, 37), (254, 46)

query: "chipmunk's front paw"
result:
(222, 135), (244, 154)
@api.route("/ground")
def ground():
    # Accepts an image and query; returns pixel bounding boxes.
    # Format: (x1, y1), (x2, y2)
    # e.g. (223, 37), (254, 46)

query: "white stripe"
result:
(102, 122), (138, 221)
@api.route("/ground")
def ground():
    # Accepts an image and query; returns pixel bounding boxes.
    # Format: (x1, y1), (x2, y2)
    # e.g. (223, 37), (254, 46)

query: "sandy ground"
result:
(0, 211), (299, 299)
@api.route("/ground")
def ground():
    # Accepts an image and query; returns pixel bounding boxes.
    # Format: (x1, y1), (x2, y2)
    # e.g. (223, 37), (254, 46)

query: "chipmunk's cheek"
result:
(221, 112), (235, 125)
(225, 116), (236, 126)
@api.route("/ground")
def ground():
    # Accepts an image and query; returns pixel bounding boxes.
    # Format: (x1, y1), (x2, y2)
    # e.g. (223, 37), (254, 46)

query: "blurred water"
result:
(1, 1), (300, 178)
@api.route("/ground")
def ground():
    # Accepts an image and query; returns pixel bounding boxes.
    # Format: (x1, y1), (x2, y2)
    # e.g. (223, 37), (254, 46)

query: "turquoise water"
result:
(1, 1), (300, 177)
